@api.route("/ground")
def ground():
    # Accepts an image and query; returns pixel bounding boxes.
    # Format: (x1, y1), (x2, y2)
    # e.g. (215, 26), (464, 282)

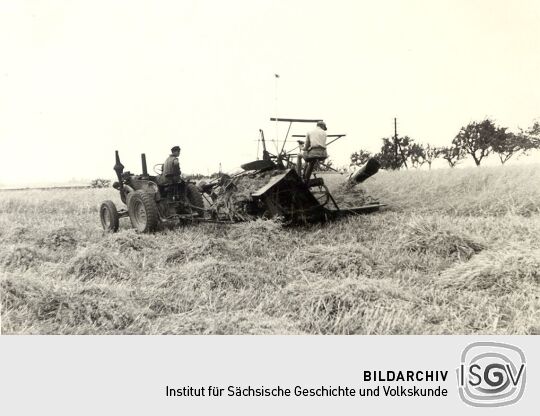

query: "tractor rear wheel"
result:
(100, 200), (120, 233)
(186, 183), (205, 216)
(127, 190), (159, 233)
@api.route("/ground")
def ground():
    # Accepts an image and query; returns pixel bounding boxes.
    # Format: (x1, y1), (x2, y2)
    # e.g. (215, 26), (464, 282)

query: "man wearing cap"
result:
(303, 121), (328, 181)
(163, 146), (181, 183)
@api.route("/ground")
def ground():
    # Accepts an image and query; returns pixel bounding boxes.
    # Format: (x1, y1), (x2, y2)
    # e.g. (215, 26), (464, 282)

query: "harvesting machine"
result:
(99, 118), (383, 233)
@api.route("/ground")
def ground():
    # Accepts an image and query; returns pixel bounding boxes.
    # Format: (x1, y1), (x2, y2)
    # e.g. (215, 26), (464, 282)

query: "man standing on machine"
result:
(303, 121), (328, 181)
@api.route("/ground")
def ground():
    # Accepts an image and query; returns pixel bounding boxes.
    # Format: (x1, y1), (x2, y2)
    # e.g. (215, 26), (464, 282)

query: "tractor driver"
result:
(303, 120), (328, 181)
(163, 145), (181, 184)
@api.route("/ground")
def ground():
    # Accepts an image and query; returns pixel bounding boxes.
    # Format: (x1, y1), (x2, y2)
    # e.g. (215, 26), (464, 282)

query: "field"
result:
(1, 165), (540, 335)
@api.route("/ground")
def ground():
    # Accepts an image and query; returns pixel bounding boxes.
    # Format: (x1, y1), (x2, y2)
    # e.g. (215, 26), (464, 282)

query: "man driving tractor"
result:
(163, 145), (181, 184)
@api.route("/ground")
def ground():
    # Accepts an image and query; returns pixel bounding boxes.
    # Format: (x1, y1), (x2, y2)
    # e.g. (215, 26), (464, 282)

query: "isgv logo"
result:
(457, 342), (526, 407)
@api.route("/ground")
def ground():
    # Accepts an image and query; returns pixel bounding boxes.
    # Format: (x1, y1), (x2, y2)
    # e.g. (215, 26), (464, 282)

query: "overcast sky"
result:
(1, 0), (539, 185)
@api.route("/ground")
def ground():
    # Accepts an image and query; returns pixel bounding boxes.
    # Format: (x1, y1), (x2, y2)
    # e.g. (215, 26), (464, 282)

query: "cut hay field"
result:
(1, 165), (540, 335)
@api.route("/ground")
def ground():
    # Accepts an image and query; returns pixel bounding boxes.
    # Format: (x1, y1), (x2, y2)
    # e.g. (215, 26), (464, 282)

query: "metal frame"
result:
(259, 118), (347, 171)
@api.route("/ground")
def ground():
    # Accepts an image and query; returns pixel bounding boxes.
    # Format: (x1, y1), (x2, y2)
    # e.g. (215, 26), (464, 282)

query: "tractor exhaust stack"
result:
(113, 150), (125, 186)
(113, 150), (126, 202)
(141, 153), (148, 176)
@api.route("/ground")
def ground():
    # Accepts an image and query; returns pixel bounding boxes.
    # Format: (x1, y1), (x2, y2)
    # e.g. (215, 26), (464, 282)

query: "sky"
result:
(0, 0), (539, 186)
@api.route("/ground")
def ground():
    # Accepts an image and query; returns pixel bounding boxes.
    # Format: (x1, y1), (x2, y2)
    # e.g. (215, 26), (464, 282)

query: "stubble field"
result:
(1, 165), (539, 334)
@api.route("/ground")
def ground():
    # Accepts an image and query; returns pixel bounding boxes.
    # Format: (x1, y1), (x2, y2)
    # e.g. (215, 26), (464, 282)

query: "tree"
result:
(424, 144), (442, 169)
(375, 136), (414, 170)
(440, 146), (464, 168)
(526, 120), (540, 148)
(408, 143), (426, 168)
(184, 173), (206, 180)
(491, 131), (533, 164)
(90, 178), (111, 188)
(350, 150), (372, 167)
(452, 119), (507, 166)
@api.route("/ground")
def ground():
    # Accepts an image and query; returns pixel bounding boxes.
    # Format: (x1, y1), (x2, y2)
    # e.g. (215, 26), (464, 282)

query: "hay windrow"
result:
(1, 244), (49, 271)
(186, 260), (290, 291)
(279, 278), (414, 334)
(67, 247), (129, 281)
(163, 223), (284, 266)
(228, 218), (283, 241)
(399, 217), (485, 260)
(438, 248), (540, 293)
(52, 291), (140, 331)
(147, 260), (292, 317)
(147, 312), (301, 335)
(164, 248), (189, 264)
(164, 238), (238, 265)
(39, 226), (79, 250)
(284, 278), (412, 312)
(1, 275), (144, 333)
(103, 230), (157, 252)
(1, 274), (47, 310)
(6, 225), (34, 243)
(299, 244), (376, 276)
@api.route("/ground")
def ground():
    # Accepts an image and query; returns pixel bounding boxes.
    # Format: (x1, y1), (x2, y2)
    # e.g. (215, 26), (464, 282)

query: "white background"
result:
(0, 336), (537, 415)
(1, 0), (539, 186)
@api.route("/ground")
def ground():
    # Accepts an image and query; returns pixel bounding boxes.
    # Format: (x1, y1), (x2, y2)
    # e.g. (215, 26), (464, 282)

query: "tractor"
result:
(99, 151), (204, 233)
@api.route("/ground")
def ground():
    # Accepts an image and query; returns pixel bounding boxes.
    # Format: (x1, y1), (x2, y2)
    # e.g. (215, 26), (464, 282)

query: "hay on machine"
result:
(99, 118), (384, 233)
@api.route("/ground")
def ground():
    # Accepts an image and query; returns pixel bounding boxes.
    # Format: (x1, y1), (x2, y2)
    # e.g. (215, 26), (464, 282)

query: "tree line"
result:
(350, 119), (540, 169)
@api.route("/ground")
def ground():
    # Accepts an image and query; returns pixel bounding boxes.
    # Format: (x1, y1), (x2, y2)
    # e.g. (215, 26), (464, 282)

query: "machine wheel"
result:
(127, 190), (159, 233)
(100, 200), (120, 233)
(186, 183), (205, 216)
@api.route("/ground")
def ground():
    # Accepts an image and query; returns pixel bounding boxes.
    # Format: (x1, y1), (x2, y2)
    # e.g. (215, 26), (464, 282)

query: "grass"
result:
(1, 164), (539, 334)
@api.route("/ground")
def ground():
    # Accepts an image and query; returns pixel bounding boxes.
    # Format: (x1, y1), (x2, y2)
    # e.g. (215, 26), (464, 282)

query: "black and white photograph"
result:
(0, 0), (539, 413)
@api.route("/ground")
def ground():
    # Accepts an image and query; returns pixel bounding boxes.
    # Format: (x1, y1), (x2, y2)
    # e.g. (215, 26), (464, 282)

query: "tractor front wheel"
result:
(128, 190), (159, 233)
(100, 200), (120, 233)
